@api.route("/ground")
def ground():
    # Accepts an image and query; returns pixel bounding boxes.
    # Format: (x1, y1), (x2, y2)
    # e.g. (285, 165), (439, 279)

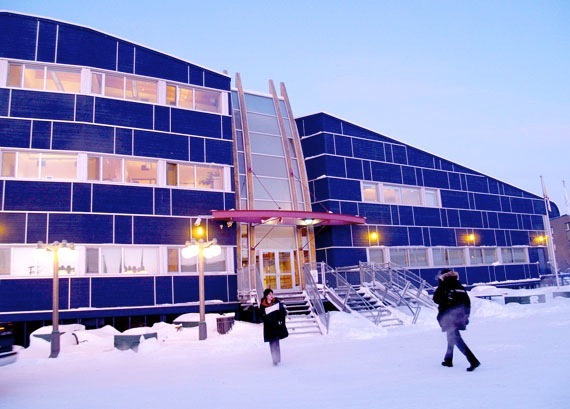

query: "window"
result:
(362, 182), (441, 208)
(99, 247), (158, 274)
(369, 247), (386, 264)
(433, 247), (466, 266)
(166, 163), (225, 190)
(500, 247), (528, 264)
(388, 247), (428, 267)
(7, 63), (80, 92)
(0, 248), (10, 275)
(11, 152), (77, 180)
(88, 156), (123, 182)
(125, 159), (157, 185)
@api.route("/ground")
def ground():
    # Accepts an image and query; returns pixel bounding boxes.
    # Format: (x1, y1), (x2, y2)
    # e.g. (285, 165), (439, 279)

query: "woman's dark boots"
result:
(441, 358), (453, 367)
(465, 348), (480, 372)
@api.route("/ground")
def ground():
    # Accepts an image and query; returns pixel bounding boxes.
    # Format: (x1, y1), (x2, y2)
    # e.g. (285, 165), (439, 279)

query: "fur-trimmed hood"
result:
(439, 270), (459, 282)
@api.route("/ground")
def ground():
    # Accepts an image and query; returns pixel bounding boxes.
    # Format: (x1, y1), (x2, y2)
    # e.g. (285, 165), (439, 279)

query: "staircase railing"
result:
(310, 262), (390, 326)
(302, 264), (330, 334)
(236, 264), (264, 306)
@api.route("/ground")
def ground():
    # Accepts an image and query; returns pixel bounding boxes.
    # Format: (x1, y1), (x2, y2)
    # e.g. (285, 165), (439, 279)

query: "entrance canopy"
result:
(211, 209), (366, 226)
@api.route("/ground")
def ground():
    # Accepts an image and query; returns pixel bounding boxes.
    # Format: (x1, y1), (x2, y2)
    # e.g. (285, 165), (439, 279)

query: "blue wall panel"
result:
(57, 24), (117, 70)
(459, 210), (484, 228)
(117, 42), (135, 74)
(465, 175), (488, 193)
(0, 14), (37, 60)
(134, 130), (189, 160)
(222, 116), (232, 140)
(446, 209), (460, 227)
(301, 134), (334, 157)
(392, 144), (407, 165)
(115, 215), (133, 244)
(384, 144), (393, 162)
(49, 214), (113, 243)
(0, 118), (31, 148)
(474, 193), (501, 211)
(0, 278), (53, 311)
(358, 203), (392, 224)
(0, 213), (26, 244)
(382, 226), (409, 246)
(154, 106), (170, 132)
(155, 276), (173, 305)
(189, 137), (205, 163)
(26, 213), (47, 243)
(37, 20), (57, 63)
(324, 155), (346, 178)
(0, 89), (8, 116)
(477, 229), (497, 246)
(362, 160), (372, 181)
(398, 206), (414, 225)
(510, 230), (530, 246)
(136, 48), (188, 83)
(173, 276), (197, 303)
(402, 166), (417, 185)
(304, 156), (326, 180)
(448, 172), (461, 190)
(134, 216), (190, 245)
(206, 139), (233, 165)
(498, 213), (518, 229)
(72, 183), (92, 212)
(371, 162), (402, 184)
(172, 190), (224, 216)
(154, 188), (171, 216)
(93, 185), (153, 214)
(327, 247), (367, 269)
(414, 207), (442, 227)
(91, 277), (155, 308)
(189, 66), (204, 86)
(75, 95), (95, 123)
(53, 122), (114, 153)
(407, 147), (434, 168)
(340, 201), (358, 218)
(391, 206), (400, 225)
(510, 197), (534, 214)
(204, 72), (231, 91)
(345, 158), (364, 180)
(408, 227), (424, 245)
(31, 120), (51, 149)
(334, 135), (352, 156)
(70, 278), (90, 309)
(422, 169), (449, 189)
(4, 181), (71, 211)
(327, 178), (362, 201)
(11, 90), (75, 121)
(331, 225), (357, 246)
(115, 128), (133, 155)
(352, 138), (385, 161)
(429, 228), (456, 246)
(95, 98), (153, 129)
(171, 109), (221, 138)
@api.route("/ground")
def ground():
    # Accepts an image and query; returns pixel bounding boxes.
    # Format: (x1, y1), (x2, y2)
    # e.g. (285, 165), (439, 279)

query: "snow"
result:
(2, 286), (570, 409)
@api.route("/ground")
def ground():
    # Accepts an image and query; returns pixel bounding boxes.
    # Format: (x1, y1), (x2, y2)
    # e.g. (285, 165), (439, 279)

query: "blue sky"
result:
(2, 0), (569, 212)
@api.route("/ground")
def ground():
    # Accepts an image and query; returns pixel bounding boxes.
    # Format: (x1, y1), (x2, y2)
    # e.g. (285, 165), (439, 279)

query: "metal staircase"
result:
(276, 292), (324, 335)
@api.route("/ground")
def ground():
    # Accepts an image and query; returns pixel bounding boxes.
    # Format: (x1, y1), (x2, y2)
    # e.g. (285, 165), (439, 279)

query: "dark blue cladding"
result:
(48, 214), (113, 243)
(11, 90), (75, 121)
(92, 185), (154, 214)
(171, 109), (222, 138)
(95, 98), (153, 129)
(26, 213), (48, 243)
(0, 118), (31, 148)
(53, 123), (115, 153)
(0, 13), (37, 60)
(37, 20), (57, 63)
(133, 216), (190, 245)
(134, 130), (189, 161)
(57, 24), (117, 70)
(31, 120), (52, 150)
(136, 48), (188, 83)
(0, 213), (26, 244)
(4, 181), (71, 211)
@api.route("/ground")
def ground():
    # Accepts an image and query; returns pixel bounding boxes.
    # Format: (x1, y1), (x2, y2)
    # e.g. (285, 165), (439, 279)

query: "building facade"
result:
(0, 12), (559, 344)
(550, 214), (570, 273)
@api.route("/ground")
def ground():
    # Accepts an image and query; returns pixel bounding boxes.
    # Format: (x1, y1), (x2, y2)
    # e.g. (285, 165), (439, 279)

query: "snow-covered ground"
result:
(2, 285), (570, 409)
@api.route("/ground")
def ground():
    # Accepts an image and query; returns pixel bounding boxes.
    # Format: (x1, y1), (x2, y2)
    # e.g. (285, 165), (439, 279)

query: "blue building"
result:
(0, 12), (558, 344)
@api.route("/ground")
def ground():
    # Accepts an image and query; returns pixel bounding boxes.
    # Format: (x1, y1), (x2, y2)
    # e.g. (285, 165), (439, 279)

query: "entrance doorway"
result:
(257, 250), (299, 292)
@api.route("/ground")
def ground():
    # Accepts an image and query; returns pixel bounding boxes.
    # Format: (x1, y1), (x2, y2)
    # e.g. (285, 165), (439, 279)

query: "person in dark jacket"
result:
(433, 269), (481, 371)
(260, 288), (288, 366)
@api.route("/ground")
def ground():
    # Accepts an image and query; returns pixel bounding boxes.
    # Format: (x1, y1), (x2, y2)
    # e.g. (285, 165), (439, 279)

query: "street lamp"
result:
(182, 236), (221, 340)
(36, 240), (75, 358)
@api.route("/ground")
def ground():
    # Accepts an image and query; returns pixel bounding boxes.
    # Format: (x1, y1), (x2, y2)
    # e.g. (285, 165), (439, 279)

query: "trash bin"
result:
(216, 316), (235, 335)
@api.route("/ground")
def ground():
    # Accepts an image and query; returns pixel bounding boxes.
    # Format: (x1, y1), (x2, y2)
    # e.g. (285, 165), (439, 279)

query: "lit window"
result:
(46, 67), (81, 93)
(383, 185), (402, 204)
(362, 183), (378, 201)
(424, 188), (440, 207)
(1, 152), (16, 177)
(23, 64), (45, 90)
(105, 74), (124, 98)
(7, 63), (23, 87)
(125, 159), (157, 185)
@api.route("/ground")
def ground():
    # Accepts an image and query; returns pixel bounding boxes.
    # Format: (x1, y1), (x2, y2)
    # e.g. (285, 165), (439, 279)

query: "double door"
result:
(258, 250), (300, 292)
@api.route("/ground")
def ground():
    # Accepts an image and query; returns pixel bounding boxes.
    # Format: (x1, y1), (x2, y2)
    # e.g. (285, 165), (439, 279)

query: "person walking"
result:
(433, 269), (481, 372)
(260, 288), (288, 366)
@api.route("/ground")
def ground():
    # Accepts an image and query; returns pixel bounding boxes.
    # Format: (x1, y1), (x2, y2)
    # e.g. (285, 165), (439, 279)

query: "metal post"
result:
(198, 241), (207, 340)
(50, 246), (60, 358)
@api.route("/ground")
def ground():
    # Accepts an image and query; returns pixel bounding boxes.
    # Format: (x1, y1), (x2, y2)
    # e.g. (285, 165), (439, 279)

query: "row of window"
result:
(1, 59), (228, 115)
(368, 245), (529, 268)
(363, 182), (441, 207)
(0, 150), (229, 190)
(0, 245), (230, 276)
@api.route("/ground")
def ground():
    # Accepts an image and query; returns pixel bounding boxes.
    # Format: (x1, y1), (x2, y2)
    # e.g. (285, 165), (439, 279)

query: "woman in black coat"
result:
(433, 269), (480, 371)
(260, 288), (288, 366)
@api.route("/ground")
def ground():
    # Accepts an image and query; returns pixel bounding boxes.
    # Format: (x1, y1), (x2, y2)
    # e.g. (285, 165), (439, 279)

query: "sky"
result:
(2, 284), (570, 408)
(1, 0), (569, 212)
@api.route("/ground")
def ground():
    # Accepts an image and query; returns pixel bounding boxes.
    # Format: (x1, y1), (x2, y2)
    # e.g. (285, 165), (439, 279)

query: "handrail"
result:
(311, 262), (389, 326)
(302, 264), (330, 333)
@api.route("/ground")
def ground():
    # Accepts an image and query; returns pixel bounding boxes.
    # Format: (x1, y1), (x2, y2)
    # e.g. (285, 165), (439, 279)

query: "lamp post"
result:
(182, 237), (221, 340)
(36, 240), (75, 358)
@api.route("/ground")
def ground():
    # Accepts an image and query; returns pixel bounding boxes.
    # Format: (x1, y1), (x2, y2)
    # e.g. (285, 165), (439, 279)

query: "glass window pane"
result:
(244, 94), (276, 115)
(105, 75), (124, 98)
(369, 248), (385, 263)
(383, 185), (401, 204)
(408, 248), (428, 267)
(102, 157), (122, 182)
(251, 155), (288, 178)
(126, 78), (157, 103)
(425, 189), (439, 207)
(402, 187), (421, 206)
(101, 248), (121, 274)
(123, 247), (157, 274)
(253, 177), (292, 202)
(501, 248), (514, 263)
(125, 160), (157, 184)
(91, 73), (103, 94)
(512, 248), (527, 263)
(195, 89), (221, 113)
(448, 248), (465, 265)
(196, 165), (222, 189)
(389, 248), (406, 266)
(179, 87), (193, 109)
(247, 112), (280, 135)
(87, 156), (101, 180)
(432, 248), (446, 265)
(14, 247), (51, 276)
(86, 248), (99, 274)
(204, 248), (226, 272)
(250, 133), (285, 155)
(469, 248), (483, 265)
(166, 85), (177, 106)
(42, 153), (77, 180)
(0, 248), (10, 275)
(178, 164), (195, 187)
(167, 248), (180, 273)
(23, 65), (44, 90)
(363, 183), (378, 201)
(18, 153), (40, 178)
(46, 67), (81, 92)
(482, 248), (497, 264)
(1, 152), (16, 177)
(7, 63), (23, 87)
(166, 163), (177, 186)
